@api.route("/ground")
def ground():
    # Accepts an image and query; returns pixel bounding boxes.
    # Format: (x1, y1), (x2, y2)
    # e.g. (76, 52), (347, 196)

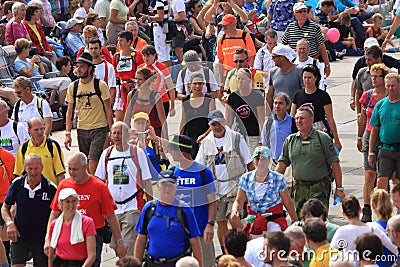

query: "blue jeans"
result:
(335, 41), (364, 56)
(93, 235), (103, 267)
(350, 17), (366, 41)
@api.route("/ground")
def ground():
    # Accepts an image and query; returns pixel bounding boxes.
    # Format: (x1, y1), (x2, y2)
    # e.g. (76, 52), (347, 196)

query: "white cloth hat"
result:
(272, 44), (297, 62)
(58, 188), (79, 202)
(364, 37), (379, 48)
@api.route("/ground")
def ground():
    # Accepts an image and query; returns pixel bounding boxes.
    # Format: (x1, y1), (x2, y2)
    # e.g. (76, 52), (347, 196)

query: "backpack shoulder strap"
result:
(21, 141), (29, 158)
(104, 145), (114, 182)
(45, 137), (54, 158)
(93, 78), (105, 112)
(200, 167), (206, 186)
(142, 199), (157, 235)
(241, 31), (247, 45)
(73, 79), (79, 110)
(14, 99), (21, 122)
(37, 97), (43, 118)
(264, 116), (273, 148)
(13, 121), (19, 144)
(204, 67), (211, 93)
(130, 145), (142, 185)
(176, 199), (190, 236)
(180, 67), (187, 95)
(291, 117), (298, 134)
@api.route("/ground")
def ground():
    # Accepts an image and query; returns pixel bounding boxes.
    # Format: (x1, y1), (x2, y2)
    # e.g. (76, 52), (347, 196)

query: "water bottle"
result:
(333, 196), (341, 206)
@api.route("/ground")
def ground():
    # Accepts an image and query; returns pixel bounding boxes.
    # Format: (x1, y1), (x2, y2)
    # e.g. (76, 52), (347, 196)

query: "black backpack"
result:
(72, 78), (105, 113)
(13, 98), (43, 122)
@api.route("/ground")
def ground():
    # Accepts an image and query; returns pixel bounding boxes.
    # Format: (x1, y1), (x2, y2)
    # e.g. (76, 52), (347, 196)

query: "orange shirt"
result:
(116, 36), (148, 53)
(217, 30), (256, 70)
(0, 148), (14, 202)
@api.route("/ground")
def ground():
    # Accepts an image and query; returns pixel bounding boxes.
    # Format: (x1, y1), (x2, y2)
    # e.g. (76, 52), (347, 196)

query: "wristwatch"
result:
(335, 187), (344, 191)
(207, 221), (215, 226)
(116, 239), (124, 244)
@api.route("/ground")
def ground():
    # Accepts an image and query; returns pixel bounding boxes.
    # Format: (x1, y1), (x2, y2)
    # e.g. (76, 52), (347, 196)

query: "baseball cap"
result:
(364, 37), (379, 49)
(272, 44), (297, 62)
(208, 110), (225, 125)
(218, 14), (237, 26)
(167, 135), (193, 154)
(158, 169), (177, 183)
(66, 18), (84, 29)
(133, 112), (150, 122)
(183, 50), (200, 66)
(253, 146), (272, 158)
(293, 2), (308, 12)
(58, 188), (79, 202)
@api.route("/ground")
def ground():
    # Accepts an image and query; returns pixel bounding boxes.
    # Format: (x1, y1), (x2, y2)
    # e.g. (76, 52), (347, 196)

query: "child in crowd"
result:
(366, 13), (398, 52)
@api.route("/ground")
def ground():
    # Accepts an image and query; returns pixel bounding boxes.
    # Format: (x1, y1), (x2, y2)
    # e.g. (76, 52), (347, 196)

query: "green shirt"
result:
(279, 129), (339, 181)
(369, 97), (400, 152)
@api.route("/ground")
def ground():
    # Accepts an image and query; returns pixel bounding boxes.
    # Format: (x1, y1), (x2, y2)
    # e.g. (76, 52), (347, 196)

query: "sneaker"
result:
(387, 47), (396, 53)
(361, 206), (372, 223)
(397, 47), (400, 52)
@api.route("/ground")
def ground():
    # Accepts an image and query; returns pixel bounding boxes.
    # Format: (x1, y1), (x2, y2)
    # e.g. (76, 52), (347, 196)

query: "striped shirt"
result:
(49, 0), (69, 15)
(281, 19), (324, 57)
(155, 0), (169, 23)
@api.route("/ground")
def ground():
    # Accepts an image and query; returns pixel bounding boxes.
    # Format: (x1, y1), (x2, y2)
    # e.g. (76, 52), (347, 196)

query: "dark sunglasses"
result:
(271, 55), (282, 59)
(233, 59), (248, 63)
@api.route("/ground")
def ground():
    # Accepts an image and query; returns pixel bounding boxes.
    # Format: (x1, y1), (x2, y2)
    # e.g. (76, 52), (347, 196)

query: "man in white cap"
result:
(266, 44), (303, 110)
(65, 18), (85, 60)
(349, 37), (400, 110)
(281, 2), (331, 78)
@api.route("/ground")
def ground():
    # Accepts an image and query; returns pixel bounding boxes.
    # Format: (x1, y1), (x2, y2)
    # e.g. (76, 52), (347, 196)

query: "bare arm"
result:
(257, 105), (265, 136)
(105, 212), (127, 258)
(56, 173), (65, 184)
(274, 161), (287, 174)
(324, 104), (342, 151)
(279, 189), (298, 222)
(290, 103), (296, 116)
(103, 98), (114, 130)
(350, 79), (356, 111)
(109, 9), (128, 24)
(266, 85), (274, 111)
(231, 189), (247, 220)
(174, 11), (186, 22)
(44, 210), (61, 256)
(382, 15), (400, 50)
(44, 117), (52, 137)
(166, 77), (175, 114)
(204, 192), (217, 244)
(142, 179), (153, 201)
(355, 89), (363, 114)
(64, 102), (74, 150)
(357, 108), (367, 152)
(204, 2), (218, 24)
(225, 104), (234, 127)
(190, 237), (203, 267)
(368, 126), (379, 167)
(83, 235), (96, 267)
(134, 233), (147, 262)
(318, 43), (331, 77)
(332, 161), (345, 200)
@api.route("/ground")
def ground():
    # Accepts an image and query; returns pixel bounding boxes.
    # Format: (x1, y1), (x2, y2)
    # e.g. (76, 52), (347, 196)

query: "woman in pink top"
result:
(48, 188), (96, 267)
(357, 63), (389, 223)
(5, 2), (30, 45)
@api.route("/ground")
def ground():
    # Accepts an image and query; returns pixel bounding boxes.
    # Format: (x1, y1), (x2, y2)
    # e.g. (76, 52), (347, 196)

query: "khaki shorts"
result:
(77, 126), (108, 161)
(216, 195), (236, 221)
(110, 210), (141, 256)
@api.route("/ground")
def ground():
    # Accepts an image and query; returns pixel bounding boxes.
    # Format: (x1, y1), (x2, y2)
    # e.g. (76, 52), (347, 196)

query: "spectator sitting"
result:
(315, 0), (335, 27)
(5, 2), (30, 45)
(223, 229), (252, 267)
(56, 56), (74, 80)
(355, 233), (382, 267)
(65, 18), (85, 60)
(84, 12), (105, 46)
(73, 0), (94, 20)
(366, 13), (397, 51)
(330, 12), (364, 56)
(75, 25), (113, 63)
(23, 5), (57, 66)
(29, 0), (56, 36)
(116, 21), (148, 53)
(14, 38), (70, 109)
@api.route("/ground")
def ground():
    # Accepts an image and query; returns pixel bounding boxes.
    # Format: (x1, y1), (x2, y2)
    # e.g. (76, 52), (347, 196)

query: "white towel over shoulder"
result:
(50, 211), (84, 249)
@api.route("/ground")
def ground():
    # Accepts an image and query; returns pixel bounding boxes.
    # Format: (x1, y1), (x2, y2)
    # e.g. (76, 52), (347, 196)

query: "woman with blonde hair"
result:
(216, 255), (241, 267)
(370, 189), (395, 267)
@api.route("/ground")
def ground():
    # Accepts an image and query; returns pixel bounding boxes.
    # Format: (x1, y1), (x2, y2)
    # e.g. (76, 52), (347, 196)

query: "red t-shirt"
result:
(50, 175), (117, 229)
(49, 215), (96, 260)
(138, 62), (170, 103)
(112, 50), (144, 81)
(359, 89), (379, 132)
(0, 148), (15, 202)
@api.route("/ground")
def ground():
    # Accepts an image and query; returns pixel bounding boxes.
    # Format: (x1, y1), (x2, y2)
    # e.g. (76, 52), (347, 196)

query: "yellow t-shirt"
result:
(14, 137), (65, 185)
(66, 78), (110, 130)
(28, 23), (44, 48)
(310, 243), (337, 267)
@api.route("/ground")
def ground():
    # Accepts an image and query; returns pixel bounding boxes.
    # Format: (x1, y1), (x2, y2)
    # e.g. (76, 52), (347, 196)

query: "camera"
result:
(29, 46), (38, 57)
(138, 132), (147, 140)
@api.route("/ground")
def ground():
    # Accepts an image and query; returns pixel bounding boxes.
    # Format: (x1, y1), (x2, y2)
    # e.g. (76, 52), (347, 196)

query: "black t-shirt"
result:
(292, 89), (332, 122)
(182, 94), (213, 139)
(352, 54), (400, 80)
(227, 90), (265, 136)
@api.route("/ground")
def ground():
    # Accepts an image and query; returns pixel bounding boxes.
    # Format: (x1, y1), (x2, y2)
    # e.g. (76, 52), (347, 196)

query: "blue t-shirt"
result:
(174, 162), (216, 234)
(374, 220), (396, 267)
(14, 58), (41, 77)
(4, 175), (56, 244)
(369, 97), (400, 151)
(135, 198), (201, 259)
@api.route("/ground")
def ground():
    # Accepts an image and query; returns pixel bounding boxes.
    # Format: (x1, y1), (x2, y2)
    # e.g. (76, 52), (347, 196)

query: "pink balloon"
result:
(327, 28), (340, 43)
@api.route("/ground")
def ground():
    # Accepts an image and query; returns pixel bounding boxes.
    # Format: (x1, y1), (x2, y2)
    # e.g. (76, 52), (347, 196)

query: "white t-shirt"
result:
(0, 120), (30, 156)
(171, 0), (185, 18)
(196, 133), (253, 195)
(294, 57), (326, 91)
(95, 145), (151, 214)
(12, 96), (52, 126)
(176, 67), (218, 96)
(94, 61), (117, 88)
(73, 7), (94, 19)
(245, 236), (272, 267)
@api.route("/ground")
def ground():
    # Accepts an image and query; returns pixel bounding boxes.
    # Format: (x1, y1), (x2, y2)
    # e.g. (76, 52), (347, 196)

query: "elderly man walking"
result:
(275, 106), (345, 213)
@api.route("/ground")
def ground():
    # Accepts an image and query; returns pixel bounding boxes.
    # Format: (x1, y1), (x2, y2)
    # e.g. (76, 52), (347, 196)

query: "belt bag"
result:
(243, 212), (286, 237)
(96, 223), (112, 244)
